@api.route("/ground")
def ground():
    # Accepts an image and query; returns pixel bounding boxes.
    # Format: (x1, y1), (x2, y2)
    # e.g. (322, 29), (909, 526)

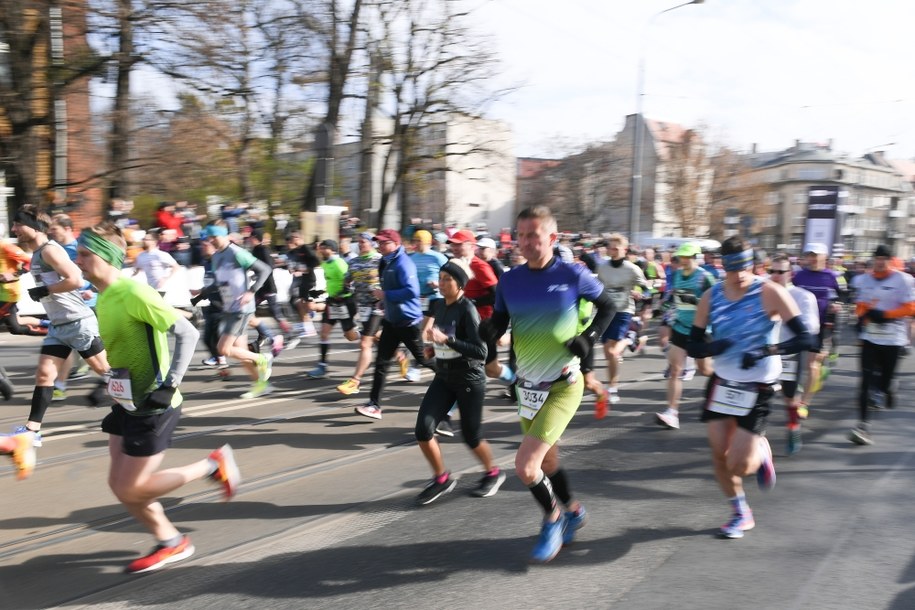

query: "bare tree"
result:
(707, 145), (768, 239)
(366, 0), (510, 228)
(662, 128), (710, 237)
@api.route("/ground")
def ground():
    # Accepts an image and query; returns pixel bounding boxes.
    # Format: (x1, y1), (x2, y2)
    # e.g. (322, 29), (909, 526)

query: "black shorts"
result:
(700, 375), (774, 435)
(809, 327), (832, 353)
(323, 299), (357, 333)
(670, 329), (690, 350)
(361, 312), (383, 337)
(101, 404), (182, 457)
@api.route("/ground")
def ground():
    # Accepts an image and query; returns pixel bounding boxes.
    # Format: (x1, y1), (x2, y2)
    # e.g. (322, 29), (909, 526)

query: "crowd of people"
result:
(1, 202), (913, 570)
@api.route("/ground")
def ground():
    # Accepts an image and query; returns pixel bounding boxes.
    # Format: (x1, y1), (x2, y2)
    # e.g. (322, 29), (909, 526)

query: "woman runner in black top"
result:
(414, 258), (505, 505)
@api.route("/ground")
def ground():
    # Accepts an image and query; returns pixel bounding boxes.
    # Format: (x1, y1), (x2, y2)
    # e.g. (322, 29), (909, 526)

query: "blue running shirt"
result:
(709, 276), (781, 383)
(495, 258), (604, 384)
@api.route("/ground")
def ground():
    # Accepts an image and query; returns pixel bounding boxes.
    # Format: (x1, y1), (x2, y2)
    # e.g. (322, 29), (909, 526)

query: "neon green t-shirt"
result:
(97, 277), (181, 413)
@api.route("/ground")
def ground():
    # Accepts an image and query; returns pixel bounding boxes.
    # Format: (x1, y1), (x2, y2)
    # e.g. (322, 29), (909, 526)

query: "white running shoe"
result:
(656, 408), (680, 430)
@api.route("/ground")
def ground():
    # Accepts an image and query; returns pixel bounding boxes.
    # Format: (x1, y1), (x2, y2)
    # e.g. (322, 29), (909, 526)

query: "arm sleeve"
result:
(580, 289), (615, 342)
(247, 259), (272, 294)
(164, 316), (200, 387)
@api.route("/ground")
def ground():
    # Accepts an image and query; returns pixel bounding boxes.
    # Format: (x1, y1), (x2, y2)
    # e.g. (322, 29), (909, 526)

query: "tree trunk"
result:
(107, 0), (134, 207)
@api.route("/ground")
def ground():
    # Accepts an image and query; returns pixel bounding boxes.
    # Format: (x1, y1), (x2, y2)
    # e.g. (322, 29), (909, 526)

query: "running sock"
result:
(255, 322), (274, 341)
(547, 468), (572, 505)
(206, 458), (219, 477)
(319, 340), (329, 363)
(528, 470), (558, 515)
(787, 405), (800, 426)
(159, 534), (185, 548)
(435, 471), (450, 484)
(28, 386), (54, 424)
(486, 467), (500, 477)
(729, 494), (749, 515)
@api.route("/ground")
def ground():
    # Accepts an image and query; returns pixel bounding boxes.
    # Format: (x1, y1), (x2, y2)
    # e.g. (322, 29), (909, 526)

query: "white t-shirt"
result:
(780, 283), (820, 341)
(855, 270), (915, 346)
(135, 249), (177, 290)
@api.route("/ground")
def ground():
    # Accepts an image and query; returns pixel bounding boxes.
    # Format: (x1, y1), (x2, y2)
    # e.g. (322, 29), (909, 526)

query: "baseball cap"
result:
(448, 229), (477, 245)
(803, 243), (829, 255)
(476, 237), (497, 249)
(319, 239), (338, 251)
(874, 244), (893, 258)
(358, 231), (375, 242)
(674, 242), (702, 258)
(413, 230), (432, 245)
(374, 229), (401, 245)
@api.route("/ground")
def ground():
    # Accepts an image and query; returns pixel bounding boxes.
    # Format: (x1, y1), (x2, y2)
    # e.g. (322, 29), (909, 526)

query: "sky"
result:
(466, 0), (915, 160)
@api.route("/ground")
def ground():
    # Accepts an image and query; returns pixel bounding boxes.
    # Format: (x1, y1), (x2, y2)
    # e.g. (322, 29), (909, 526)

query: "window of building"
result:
(797, 168), (827, 180)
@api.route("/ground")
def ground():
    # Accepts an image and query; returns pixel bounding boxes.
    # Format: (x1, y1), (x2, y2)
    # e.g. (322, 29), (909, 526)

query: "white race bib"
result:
(419, 296), (430, 311)
(357, 306), (372, 323)
(779, 356), (798, 382)
(517, 380), (550, 420)
(866, 322), (893, 337)
(708, 379), (758, 417)
(328, 304), (349, 320)
(107, 368), (137, 412)
(433, 342), (460, 360)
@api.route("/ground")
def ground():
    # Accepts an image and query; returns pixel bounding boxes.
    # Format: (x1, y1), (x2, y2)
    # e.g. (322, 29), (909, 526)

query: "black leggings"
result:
(369, 320), (434, 405)
(415, 367), (486, 448)
(859, 341), (901, 422)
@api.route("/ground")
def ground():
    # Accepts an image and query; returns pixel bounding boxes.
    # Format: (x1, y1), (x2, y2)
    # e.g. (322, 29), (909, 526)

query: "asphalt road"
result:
(0, 326), (913, 610)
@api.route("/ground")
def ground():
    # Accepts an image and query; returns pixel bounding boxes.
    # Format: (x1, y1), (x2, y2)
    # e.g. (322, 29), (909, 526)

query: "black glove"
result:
(676, 292), (699, 305)
(28, 285), (50, 301)
(565, 335), (592, 360)
(190, 293), (203, 306)
(741, 346), (770, 370)
(145, 385), (176, 410)
(866, 309), (887, 324)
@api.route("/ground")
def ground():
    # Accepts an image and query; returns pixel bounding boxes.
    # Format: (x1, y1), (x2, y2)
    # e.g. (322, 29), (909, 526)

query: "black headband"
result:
(440, 261), (469, 288)
(14, 210), (48, 233)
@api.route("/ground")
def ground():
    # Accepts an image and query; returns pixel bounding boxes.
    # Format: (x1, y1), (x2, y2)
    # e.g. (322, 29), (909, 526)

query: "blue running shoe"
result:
(563, 505), (587, 545)
(718, 511), (755, 539)
(530, 514), (567, 563)
(12, 425), (41, 448)
(756, 436), (775, 491)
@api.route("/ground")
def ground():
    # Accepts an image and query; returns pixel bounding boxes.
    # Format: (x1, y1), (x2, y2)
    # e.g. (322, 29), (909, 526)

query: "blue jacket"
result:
(380, 246), (422, 326)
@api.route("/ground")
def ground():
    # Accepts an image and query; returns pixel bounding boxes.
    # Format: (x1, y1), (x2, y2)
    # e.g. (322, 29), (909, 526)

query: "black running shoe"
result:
(416, 475), (456, 506)
(471, 470), (506, 498)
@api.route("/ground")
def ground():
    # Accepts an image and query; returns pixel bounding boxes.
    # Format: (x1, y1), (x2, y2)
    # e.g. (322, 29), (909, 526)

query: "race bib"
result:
(708, 379), (758, 417)
(357, 306), (372, 323)
(866, 322), (893, 338)
(328, 304), (349, 320)
(107, 368), (137, 412)
(674, 290), (698, 311)
(419, 296), (430, 311)
(517, 380), (550, 420)
(433, 342), (460, 360)
(779, 355), (798, 382)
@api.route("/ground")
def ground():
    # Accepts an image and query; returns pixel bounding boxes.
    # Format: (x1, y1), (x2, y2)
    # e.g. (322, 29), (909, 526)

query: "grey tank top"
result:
(30, 242), (92, 324)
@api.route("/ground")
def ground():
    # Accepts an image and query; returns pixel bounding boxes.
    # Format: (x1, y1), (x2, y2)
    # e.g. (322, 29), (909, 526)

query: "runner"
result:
(205, 222), (274, 398)
(247, 230), (288, 357)
(354, 230), (432, 420)
(132, 232), (180, 296)
(849, 245), (915, 445)
(308, 239), (356, 378)
(414, 258), (505, 504)
(0, 236), (47, 337)
(687, 237), (812, 539)
(11, 206), (111, 444)
(655, 243), (716, 430)
(480, 206), (615, 563)
(767, 254), (819, 455)
(335, 233), (383, 395)
(74, 221), (240, 573)
(594, 233), (648, 405)
(404, 229), (448, 384)
(792, 243), (841, 412)
(285, 231), (320, 340)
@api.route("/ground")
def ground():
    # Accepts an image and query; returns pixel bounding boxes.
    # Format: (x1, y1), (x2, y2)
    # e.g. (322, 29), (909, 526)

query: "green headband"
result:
(78, 231), (126, 269)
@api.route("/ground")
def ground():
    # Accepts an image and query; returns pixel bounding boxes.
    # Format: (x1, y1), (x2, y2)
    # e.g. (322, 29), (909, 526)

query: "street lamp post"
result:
(629, 0), (704, 243)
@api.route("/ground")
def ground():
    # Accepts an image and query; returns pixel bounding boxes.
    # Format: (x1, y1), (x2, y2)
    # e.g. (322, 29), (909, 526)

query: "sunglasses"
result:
(767, 269), (789, 275)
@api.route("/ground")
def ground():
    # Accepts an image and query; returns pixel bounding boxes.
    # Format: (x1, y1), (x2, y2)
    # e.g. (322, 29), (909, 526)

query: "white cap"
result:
(802, 242), (829, 255)
(476, 237), (497, 249)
